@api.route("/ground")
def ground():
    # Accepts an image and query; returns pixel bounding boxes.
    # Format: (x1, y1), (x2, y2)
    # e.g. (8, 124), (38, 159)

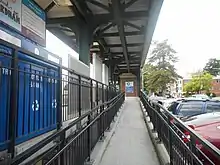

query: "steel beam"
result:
(112, 0), (130, 72)
(95, 30), (143, 38)
(46, 11), (148, 25)
(124, 21), (142, 31)
(47, 27), (76, 38)
(92, 43), (142, 48)
(103, 51), (140, 56)
(124, 0), (140, 9)
(108, 43), (142, 48)
(45, 2), (55, 13)
(99, 23), (114, 35)
(69, 0), (87, 22)
(85, 0), (111, 12)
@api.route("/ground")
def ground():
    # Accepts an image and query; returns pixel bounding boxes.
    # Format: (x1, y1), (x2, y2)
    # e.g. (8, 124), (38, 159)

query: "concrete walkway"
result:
(99, 97), (159, 165)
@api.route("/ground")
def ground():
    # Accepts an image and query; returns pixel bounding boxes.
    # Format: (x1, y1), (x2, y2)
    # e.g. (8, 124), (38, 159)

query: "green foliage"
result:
(206, 92), (216, 97)
(203, 58), (220, 76)
(183, 72), (213, 93)
(143, 40), (179, 94)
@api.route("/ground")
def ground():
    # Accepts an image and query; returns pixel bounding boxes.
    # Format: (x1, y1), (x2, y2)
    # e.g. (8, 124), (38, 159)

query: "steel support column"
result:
(136, 70), (141, 96)
(77, 24), (93, 65)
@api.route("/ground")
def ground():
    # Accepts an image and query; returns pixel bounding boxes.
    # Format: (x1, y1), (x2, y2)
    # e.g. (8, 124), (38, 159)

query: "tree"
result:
(143, 40), (179, 94)
(183, 72), (213, 94)
(203, 58), (220, 76)
(148, 39), (178, 68)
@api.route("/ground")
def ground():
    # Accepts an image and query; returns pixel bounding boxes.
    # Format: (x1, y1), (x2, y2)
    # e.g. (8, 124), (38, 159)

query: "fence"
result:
(140, 91), (220, 165)
(0, 39), (122, 165)
(11, 93), (124, 165)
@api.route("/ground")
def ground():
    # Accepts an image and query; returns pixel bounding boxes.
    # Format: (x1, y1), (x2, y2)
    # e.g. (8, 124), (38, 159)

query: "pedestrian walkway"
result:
(99, 97), (159, 165)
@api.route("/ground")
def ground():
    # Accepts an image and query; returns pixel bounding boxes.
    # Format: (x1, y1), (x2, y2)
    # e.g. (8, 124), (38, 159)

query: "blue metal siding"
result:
(0, 44), (12, 150)
(0, 45), (60, 150)
(16, 51), (58, 143)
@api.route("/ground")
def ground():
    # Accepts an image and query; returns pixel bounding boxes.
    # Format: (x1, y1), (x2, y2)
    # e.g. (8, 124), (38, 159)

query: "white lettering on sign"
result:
(30, 73), (43, 88)
(48, 77), (57, 84)
(2, 67), (11, 75)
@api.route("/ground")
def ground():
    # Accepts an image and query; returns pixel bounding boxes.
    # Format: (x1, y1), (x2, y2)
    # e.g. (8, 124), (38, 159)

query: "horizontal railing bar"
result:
(11, 93), (123, 165)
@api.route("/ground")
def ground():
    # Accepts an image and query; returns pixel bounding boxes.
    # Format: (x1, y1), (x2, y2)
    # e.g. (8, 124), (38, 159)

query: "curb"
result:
(139, 101), (170, 165)
(90, 102), (125, 165)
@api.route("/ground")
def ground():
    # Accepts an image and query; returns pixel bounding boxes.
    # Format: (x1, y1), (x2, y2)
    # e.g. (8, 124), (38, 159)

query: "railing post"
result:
(168, 115), (173, 165)
(87, 79), (93, 161)
(77, 75), (82, 130)
(57, 66), (62, 130)
(101, 84), (105, 138)
(78, 75), (82, 117)
(8, 50), (18, 158)
(106, 85), (109, 101)
(102, 84), (104, 104)
(96, 82), (99, 105)
(90, 79), (93, 109)
(87, 113), (91, 161)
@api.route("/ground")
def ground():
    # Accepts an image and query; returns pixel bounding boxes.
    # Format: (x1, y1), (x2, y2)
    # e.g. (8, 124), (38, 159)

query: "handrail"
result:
(45, 93), (124, 164)
(11, 92), (124, 165)
(140, 91), (220, 164)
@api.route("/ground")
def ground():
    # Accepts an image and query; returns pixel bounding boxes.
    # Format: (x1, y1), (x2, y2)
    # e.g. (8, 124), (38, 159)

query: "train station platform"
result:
(94, 97), (159, 165)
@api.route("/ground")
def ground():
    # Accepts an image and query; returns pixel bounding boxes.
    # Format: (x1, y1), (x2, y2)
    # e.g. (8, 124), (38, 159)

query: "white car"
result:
(190, 94), (210, 99)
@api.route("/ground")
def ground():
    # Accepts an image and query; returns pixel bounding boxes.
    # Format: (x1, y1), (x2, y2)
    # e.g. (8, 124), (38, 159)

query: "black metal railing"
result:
(11, 93), (124, 165)
(0, 39), (123, 165)
(140, 91), (220, 165)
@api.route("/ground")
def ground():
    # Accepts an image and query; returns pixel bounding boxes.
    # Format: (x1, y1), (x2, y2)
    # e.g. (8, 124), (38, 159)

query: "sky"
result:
(151, 0), (220, 77)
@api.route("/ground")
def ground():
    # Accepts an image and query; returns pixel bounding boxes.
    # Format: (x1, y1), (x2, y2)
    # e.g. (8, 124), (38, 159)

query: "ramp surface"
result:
(99, 97), (159, 165)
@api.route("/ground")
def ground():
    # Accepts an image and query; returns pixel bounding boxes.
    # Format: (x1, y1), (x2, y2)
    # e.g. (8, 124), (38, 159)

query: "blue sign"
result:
(21, 38), (61, 64)
(125, 81), (134, 93)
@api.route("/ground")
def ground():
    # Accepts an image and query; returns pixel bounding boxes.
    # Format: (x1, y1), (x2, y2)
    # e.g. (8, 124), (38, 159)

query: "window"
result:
(206, 103), (220, 112)
(168, 102), (179, 114)
(179, 102), (203, 116)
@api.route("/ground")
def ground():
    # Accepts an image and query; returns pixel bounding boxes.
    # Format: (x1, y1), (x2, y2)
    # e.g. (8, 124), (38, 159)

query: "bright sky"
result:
(151, 0), (220, 77)
(46, 30), (79, 67)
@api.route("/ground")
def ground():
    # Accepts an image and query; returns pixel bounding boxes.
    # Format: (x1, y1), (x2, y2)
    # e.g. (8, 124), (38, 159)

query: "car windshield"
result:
(178, 102), (203, 117)
(206, 103), (220, 112)
(167, 101), (180, 114)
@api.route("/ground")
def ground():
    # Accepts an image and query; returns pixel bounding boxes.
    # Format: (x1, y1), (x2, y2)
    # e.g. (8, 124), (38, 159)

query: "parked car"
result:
(190, 94), (210, 99)
(167, 98), (220, 118)
(177, 112), (220, 164)
(160, 98), (179, 109)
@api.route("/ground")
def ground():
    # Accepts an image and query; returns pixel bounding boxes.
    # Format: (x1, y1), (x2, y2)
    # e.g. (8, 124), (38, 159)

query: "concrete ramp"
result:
(98, 97), (159, 165)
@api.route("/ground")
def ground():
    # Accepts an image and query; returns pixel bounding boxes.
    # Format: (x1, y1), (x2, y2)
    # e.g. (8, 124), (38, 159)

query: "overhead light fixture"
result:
(93, 42), (99, 46)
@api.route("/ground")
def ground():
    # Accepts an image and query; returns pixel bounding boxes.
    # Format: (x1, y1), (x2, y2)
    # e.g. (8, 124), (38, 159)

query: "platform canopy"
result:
(34, 0), (163, 74)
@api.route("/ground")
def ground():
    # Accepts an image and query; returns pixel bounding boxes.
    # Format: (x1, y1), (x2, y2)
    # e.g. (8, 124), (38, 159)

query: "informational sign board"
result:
(0, 0), (22, 32)
(125, 81), (134, 93)
(21, 0), (46, 46)
(0, 0), (46, 47)
(21, 38), (61, 64)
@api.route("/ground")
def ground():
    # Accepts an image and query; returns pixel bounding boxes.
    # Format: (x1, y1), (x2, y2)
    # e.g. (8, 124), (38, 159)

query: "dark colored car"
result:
(167, 98), (220, 118)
